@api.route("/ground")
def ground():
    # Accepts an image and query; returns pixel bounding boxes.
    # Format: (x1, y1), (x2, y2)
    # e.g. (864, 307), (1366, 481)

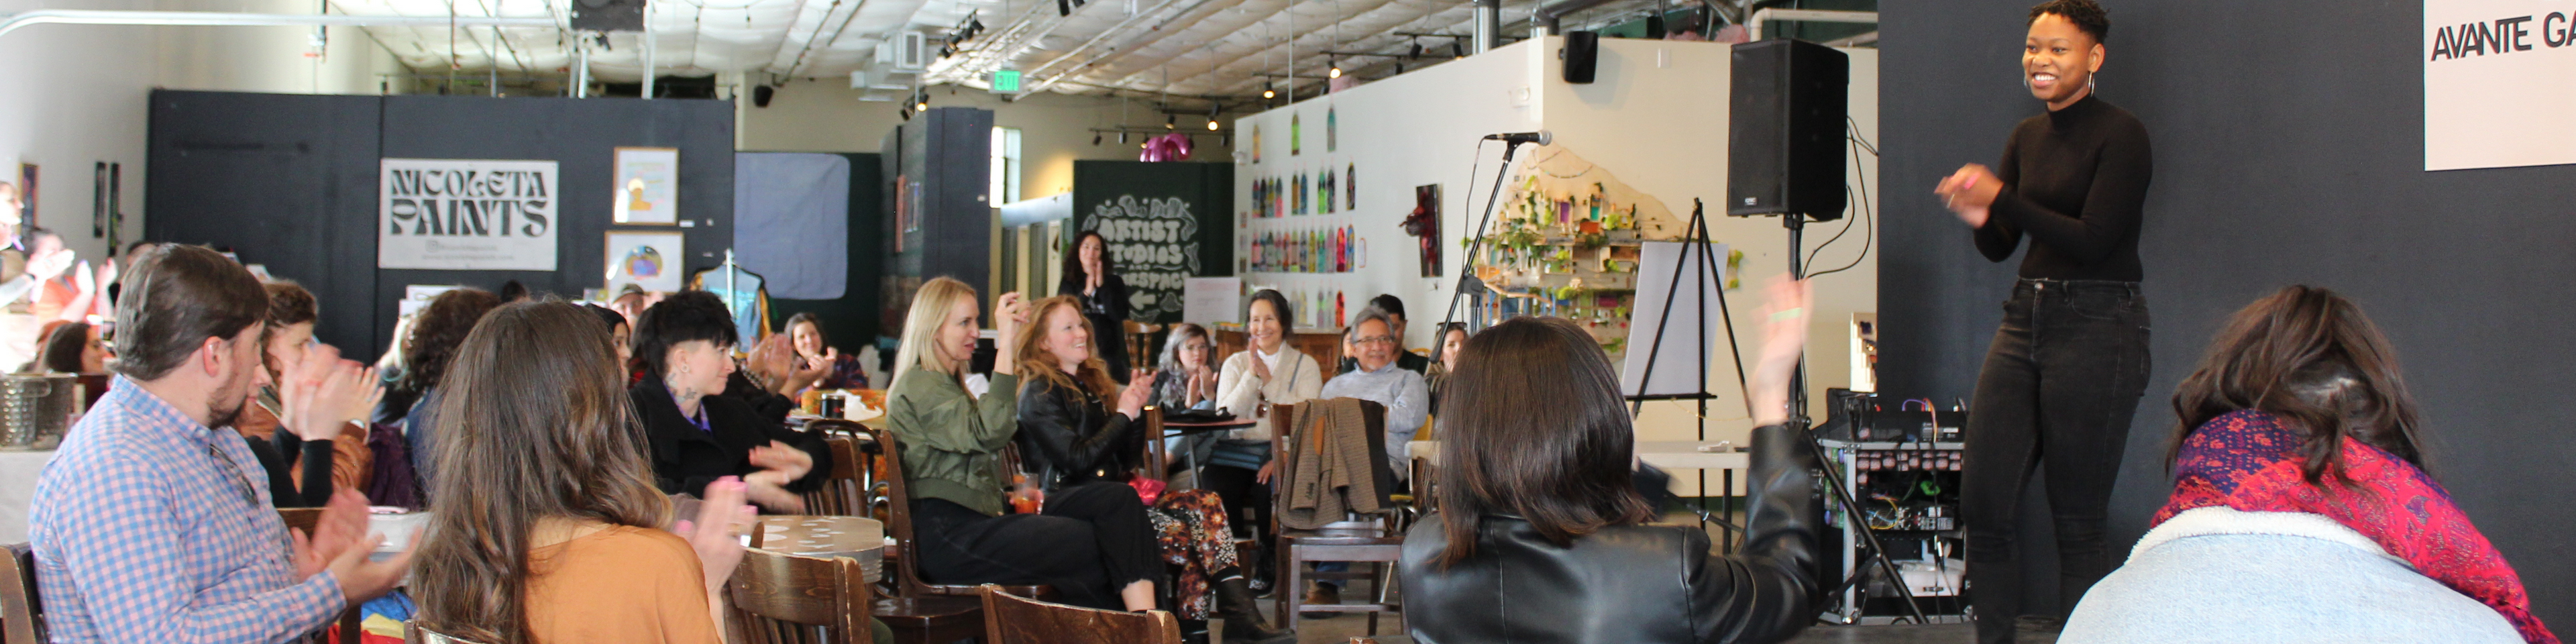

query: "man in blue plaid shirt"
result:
(28, 244), (411, 643)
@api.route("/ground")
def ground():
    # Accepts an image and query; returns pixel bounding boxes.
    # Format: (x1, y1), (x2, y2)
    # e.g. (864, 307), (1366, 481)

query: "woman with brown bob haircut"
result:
(1401, 280), (1824, 644)
(410, 301), (757, 644)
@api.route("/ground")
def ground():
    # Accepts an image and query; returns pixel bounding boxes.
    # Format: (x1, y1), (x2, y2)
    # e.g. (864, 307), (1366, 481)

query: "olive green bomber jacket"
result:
(889, 368), (1020, 517)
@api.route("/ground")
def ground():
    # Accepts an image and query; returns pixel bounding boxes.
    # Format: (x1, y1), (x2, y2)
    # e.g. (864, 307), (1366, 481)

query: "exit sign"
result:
(991, 70), (1022, 93)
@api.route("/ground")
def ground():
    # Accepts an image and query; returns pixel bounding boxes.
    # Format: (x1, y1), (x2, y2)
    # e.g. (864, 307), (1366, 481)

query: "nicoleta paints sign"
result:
(2424, 0), (2576, 170)
(379, 158), (561, 270)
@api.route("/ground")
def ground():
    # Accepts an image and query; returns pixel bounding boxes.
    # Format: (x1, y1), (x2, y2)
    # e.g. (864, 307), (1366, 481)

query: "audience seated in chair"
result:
(1306, 305), (1429, 610)
(1148, 322), (1220, 413)
(631, 291), (834, 514)
(394, 286), (502, 496)
(1205, 289), (1320, 593)
(2059, 286), (2556, 644)
(884, 276), (1164, 612)
(1400, 281), (1825, 644)
(28, 244), (410, 644)
(229, 280), (381, 509)
(1012, 295), (1287, 642)
(411, 300), (761, 644)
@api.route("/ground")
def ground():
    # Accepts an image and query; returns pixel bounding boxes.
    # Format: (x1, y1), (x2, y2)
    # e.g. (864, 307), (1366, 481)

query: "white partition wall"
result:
(1231, 36), (1877, 449)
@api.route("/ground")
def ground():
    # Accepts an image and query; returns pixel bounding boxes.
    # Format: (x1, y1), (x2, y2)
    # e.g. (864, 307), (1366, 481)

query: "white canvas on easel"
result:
(1620, 241), (1728, 398)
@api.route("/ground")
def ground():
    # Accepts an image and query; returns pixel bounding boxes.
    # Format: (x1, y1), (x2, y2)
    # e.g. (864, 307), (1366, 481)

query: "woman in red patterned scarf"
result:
(2063, 285), (2555, 644)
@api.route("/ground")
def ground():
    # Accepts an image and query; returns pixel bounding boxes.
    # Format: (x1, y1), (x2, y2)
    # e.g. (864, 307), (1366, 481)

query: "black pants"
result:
(1198, 464), (1274, 577)
(912, 482), (1162, 610)
(1963, 279), (2149, 644)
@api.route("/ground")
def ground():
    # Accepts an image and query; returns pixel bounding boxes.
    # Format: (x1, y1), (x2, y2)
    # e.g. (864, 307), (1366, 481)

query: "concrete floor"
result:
(1232, 595), (1984, 644)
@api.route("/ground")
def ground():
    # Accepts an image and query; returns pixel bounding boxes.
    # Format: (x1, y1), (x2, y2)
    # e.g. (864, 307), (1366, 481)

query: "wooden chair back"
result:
(3, 543), (44, 644)
(978, 584), (1181, 644)
(857, 425), (1051, 600)
(800, 435), (868, 517)
(1141, 407), (1167, 483)
(727, 548), (873, 644)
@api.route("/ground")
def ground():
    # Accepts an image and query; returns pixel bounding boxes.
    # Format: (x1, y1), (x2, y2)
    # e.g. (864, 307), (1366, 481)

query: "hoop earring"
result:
(2087, 76), (2097, 94)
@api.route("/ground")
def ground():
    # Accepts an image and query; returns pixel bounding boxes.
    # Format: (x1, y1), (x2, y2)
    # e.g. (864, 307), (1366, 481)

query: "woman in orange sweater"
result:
(410, 301), (758, 643)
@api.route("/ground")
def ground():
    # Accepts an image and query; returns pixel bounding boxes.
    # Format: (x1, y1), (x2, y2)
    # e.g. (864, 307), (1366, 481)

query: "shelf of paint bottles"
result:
(1244, 225), (1357, 274)
(1248, 165), (1356, 219)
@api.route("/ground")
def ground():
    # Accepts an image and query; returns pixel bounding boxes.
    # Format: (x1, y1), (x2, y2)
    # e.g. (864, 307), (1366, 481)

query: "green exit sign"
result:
(991, 70), (1022, 93)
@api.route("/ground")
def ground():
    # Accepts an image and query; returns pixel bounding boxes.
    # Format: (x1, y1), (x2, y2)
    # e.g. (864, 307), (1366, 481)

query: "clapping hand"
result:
(746, 440), (812, 480)
(1116, 369), (1152, 419)
(278, 343), (380, 442)
(1750, 277), (1811, 427)
(24, 246), (72, 282)
(674, 477), (757, 594)
(1933, 164), (2002, 228)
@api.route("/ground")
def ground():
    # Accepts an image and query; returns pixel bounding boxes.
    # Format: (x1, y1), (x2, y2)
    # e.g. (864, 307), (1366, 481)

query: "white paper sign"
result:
(1184, 277), (1243, 325)
(379, 158), (560, 270)
(2423, 1), (2576, 170)
(1620, 241), (1729, 398)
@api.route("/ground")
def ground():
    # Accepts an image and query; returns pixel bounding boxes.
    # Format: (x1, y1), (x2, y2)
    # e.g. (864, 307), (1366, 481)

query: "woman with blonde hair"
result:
(410, 300), (757, 643)
(1014, 296), (1287, 641)
(886, 278), (1161, 612)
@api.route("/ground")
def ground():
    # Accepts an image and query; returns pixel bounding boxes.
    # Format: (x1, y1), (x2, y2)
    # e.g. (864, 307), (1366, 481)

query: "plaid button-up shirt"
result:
(30, 377), (343, 643)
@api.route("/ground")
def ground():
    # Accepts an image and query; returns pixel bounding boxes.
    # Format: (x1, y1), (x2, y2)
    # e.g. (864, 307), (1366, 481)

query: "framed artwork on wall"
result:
(612, 147), (680, 225)
(603, 229), (686, 292)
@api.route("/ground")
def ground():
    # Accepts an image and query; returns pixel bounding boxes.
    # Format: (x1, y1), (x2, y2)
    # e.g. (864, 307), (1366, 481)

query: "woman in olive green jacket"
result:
(886, 277), (1163, 612)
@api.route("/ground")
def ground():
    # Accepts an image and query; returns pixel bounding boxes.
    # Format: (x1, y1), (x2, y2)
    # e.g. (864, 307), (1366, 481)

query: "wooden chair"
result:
(979, 584), (1182, 644)
(1270, 400), (1405, 635)
(404, 622), (498, 644)
(272, 509), (365, 644)
(800, 435), (869, 517)
(4, 543), (44, 644)
(848, 425), (1047, 644)
(727, 548), (875, 644)
(1141, 407), (1168, 484)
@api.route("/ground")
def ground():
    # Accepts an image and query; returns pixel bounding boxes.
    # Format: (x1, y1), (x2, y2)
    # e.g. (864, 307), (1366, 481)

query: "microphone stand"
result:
(1436, 137), (1529, 329)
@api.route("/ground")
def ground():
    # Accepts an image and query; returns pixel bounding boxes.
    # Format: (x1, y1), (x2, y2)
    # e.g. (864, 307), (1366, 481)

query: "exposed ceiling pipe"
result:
(1020, 0), (1223, 94)
(0, 9), (551, 37)
(1471, 0), (1497, 52)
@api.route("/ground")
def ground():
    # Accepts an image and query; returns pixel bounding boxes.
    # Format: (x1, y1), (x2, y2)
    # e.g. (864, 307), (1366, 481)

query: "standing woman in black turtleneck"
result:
(1932, 2), (2150, 642)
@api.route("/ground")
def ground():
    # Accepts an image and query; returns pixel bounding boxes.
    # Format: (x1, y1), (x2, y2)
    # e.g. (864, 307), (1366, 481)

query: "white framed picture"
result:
(603, 230), (686, 293)
(612, 146), (680, 225)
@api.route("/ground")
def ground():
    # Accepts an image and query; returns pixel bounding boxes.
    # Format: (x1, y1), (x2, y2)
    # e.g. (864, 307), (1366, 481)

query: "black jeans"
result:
(912, 482), (1163, 610)
(1963, 279), (2149, 644)
(1198, 463), (1275, 579)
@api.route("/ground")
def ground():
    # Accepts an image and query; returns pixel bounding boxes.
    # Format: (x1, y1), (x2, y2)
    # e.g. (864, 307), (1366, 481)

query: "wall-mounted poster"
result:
(604, 229), (686, 292)
(378, 158), (560, 270)
(612, 147), (680, 224)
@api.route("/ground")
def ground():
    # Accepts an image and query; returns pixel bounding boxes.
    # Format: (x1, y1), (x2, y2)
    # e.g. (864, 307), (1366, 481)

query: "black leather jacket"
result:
(1399, 423), (1825, 644)
(1014, 376), (1144, 491)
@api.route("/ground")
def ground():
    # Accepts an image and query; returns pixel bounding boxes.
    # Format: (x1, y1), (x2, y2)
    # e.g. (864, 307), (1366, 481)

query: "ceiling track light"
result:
(1453, 42), (1466, 58)
(1205, 119), (1219, 131)
(1093, 132), (1103, 146)
(1165, 113), (1176, 129)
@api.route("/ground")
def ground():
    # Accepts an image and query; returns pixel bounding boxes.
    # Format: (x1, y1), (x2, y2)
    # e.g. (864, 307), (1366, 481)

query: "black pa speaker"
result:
(1562, 32), (1600, 84)
(1728, 38), (1849, 221)
(572, 0), (645, 32)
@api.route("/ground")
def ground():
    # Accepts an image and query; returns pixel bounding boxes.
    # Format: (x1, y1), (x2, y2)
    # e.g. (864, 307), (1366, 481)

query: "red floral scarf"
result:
(2155, 410), (2556, 643)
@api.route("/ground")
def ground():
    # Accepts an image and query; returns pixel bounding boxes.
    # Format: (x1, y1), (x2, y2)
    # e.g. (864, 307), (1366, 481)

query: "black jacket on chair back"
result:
(632, 376), (835, 498)
(1399, 423), (1825, 644)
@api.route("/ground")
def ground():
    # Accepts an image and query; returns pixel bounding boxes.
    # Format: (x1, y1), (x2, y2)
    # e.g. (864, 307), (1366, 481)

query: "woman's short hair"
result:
(630, 290), (739, 380)
(1432, 316), (1655, 568)
(1158, 323), (1213, 373)
(2029, 0), (2110, 43)
(411, 300), (669, 643)
(1346, 307), (1395, 341)
(1245, 288), (1295, 331)
(38, 322), (91, 374)
(399, 288), (502, 391)
(113, 244), (269, 382)
(1014, 295), (1116, 398)
(582, 304), (627, 335)
(2170, 285), (2424, 484)
(893, 277), (981, 382)
(260, 280), (320, 378)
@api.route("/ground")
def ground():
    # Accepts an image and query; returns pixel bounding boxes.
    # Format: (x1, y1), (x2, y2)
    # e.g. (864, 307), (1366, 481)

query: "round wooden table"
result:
(755, 515), (886, 582)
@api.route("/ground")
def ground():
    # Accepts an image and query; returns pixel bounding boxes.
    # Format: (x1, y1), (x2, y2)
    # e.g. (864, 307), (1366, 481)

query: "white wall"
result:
(0, 0), (397, 264)
(1232, 38), (1879, 453)
(739, 80), (1238, 203)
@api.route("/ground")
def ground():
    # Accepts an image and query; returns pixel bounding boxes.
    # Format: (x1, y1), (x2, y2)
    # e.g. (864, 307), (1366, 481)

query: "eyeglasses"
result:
(1354, 335), (1399, 345)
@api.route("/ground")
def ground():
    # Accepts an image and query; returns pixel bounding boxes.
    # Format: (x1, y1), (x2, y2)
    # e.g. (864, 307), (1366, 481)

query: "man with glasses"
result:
(1303, 305), (1431, 615)
(1336, 294), (1431, 375)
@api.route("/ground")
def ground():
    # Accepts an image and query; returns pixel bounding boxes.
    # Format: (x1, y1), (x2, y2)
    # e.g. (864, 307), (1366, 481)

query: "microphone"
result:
(1483, 130), (1552, 146)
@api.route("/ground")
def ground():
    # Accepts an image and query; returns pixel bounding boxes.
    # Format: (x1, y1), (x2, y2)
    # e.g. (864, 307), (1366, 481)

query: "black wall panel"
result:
(1881, 0), (2576, 623)
(146, 91), (736, 359)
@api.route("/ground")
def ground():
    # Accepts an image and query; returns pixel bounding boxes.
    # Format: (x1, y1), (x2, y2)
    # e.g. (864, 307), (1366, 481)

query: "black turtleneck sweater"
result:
(1972, 95), (2153, 282)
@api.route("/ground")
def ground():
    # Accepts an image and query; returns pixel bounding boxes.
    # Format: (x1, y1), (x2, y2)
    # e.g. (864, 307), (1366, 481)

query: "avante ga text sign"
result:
(2424, 0), (2576, 170)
